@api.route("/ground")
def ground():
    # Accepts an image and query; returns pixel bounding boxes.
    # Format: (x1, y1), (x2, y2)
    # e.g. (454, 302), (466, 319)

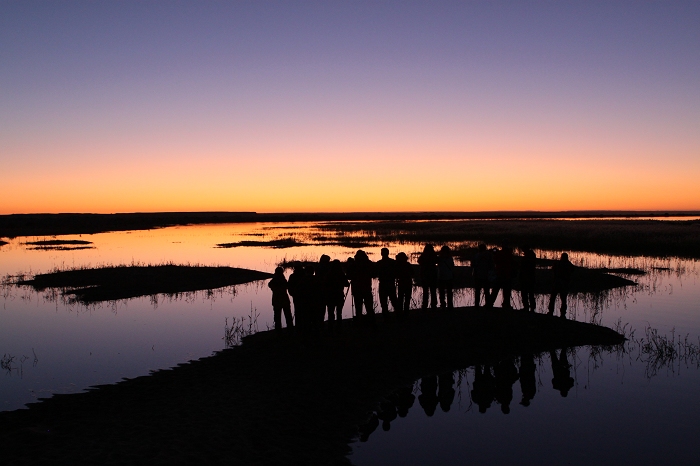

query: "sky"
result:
(1, 1), (699, 214)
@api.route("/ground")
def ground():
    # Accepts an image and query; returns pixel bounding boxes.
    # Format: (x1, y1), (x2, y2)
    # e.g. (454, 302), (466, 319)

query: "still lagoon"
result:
(1, 222), (699, 464)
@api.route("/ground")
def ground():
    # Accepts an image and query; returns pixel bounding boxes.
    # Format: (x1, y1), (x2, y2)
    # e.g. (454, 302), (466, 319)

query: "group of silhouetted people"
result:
(268, 245), (577, 331)
(472, 244), (576, 318)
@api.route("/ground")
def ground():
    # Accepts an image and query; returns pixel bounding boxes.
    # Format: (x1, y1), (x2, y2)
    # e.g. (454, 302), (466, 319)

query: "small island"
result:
(16, 265), (273, 303)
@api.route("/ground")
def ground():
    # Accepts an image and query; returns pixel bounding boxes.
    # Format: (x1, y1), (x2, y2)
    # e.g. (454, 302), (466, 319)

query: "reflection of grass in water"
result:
(600, 320), (700, 378)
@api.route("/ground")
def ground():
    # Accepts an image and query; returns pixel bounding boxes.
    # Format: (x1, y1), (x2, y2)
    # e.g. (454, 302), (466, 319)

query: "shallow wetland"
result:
(1, 218), (699, 464)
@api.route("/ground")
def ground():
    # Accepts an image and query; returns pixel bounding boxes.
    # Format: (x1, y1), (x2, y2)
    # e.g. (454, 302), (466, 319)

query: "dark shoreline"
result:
(1, 210), (698, 238)
(0, 307), (624, 465)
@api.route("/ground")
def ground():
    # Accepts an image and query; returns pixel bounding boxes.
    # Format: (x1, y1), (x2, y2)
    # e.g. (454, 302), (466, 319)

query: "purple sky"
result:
(2, 1), (699, 213)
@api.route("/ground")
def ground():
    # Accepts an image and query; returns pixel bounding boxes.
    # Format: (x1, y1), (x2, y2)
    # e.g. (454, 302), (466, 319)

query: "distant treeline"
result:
(1, 211), (698, 238)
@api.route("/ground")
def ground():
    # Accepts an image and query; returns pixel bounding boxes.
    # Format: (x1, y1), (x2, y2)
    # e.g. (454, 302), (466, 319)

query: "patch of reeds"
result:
(223, 306), (261, 348)
(314, 219), (700, 259)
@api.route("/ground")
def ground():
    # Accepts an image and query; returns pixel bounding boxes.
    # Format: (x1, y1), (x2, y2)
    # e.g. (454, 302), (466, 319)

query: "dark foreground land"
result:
(0, 308), (623, 465)
(16, 265), (273, 303)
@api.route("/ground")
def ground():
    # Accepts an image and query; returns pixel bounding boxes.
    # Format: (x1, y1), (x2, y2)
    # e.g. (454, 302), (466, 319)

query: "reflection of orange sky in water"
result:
(1, 223), (364, 277)
(2, 221), (693, 278)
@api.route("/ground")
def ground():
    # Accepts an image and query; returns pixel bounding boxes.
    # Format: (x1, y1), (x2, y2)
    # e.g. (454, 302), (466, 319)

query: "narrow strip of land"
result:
(0, 307), (624, 465)
(16, 265), (273, 303)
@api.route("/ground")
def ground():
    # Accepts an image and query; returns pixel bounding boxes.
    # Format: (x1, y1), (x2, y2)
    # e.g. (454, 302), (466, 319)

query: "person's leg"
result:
(273, 306), (282, 330)
(388, 284), (399, 312)
(528, 291), (537, 312)
(430, 286), (438, 309)
(422, 285), (429, 309)
(503, 286), (512, 309)
(520, 289), (529, 311)
(283, 304), (293, 328)
(378, 282), (389, 314)
(354, 294), (363, 318)
(559, 289), (569, 318)
(447, 281), (453, 308)
(548, 288), (558, 315)
(474, 286), (482, 307)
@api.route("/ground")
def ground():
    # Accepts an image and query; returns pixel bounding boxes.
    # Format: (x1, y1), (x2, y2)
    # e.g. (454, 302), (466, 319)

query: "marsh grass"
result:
(313, 219), (700, 259)
(223, 305), (261, 348)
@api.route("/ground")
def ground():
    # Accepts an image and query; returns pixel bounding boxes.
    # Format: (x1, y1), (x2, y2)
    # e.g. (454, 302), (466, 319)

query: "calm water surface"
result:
(1, 222), (699, 464)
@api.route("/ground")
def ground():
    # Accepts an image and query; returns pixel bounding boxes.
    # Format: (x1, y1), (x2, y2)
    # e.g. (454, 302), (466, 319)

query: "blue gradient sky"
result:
(2, 1), (699, 213)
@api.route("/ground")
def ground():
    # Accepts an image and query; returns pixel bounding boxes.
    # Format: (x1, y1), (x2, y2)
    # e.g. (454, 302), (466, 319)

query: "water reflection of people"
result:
(418, 245), (439, 309)
(519, 354), (537, 407)
(550, 348), (575, 397)
(520, 247), (537, 312)
(377, 399), (398, 431)
(472, 244), (494, 308)
(437, 246), (455, 309)
(418, 375), (439, 416)
(471, 364), (496, 413)
(267, 267), (294, 331)
(395, 385), (416, 418)
(548, 253), (576, 318)
(358, 413), (379, 442)
(494, 358), (519, 414)
(395, 252), (413, 316)
(376, 247), (399, 315)
(438, 372), (456, 412)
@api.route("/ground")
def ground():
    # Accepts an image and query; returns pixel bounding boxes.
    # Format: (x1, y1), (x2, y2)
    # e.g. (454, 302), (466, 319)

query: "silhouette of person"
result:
(418, 244), (439, 309)
(395, 252), (413, 315)
(377, 399), (398, 431)
(267, 267), (293, 331)
(471, 364), (496, 413)
(519, 353), (537, 407)
(494, 358), (519, 414)
(489, 246), (515, 309)
(438, 372), (456, 412)
(376, 247), (399, 315)
(395, 385), (416, 418)
(326, 259), (349, 329)
(418, 375), (439, 417)
(350, 250), (376, 322)
(295, 265), (321, 333)
(548, 253), (576, 318)
(472, 244), (495, 308)
(287, 263), (305, 324)
(437, 246), (455, 309)
(317, 254), (333, 322)
(520, 247), (537, 312)
(550, 348), (575, 397)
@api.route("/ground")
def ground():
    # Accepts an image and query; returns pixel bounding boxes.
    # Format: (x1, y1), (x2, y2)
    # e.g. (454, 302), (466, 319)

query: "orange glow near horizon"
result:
(2, 143), (699, 214)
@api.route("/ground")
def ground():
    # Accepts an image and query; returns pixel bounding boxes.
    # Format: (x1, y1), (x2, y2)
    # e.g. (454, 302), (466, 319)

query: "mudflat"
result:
(0, 307), (624, 465)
